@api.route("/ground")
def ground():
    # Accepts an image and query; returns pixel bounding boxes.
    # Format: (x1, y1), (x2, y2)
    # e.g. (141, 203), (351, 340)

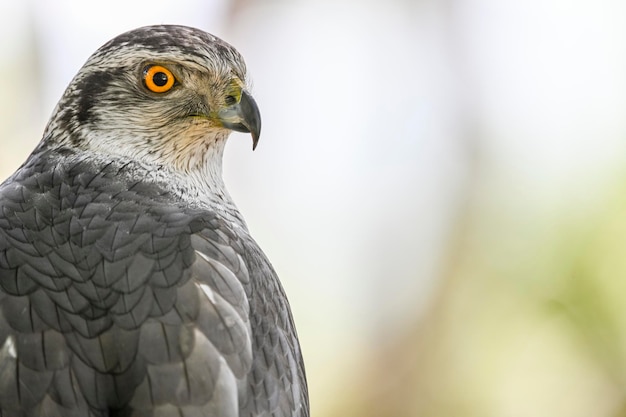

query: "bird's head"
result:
(43, 25), (261, 173)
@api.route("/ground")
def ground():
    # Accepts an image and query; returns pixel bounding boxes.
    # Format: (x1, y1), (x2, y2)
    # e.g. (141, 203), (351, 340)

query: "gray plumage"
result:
(0, 25), (308, 416)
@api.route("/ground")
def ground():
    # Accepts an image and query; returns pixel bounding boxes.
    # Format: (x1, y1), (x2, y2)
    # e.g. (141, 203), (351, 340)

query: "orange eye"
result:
(143, 65), (175, 93)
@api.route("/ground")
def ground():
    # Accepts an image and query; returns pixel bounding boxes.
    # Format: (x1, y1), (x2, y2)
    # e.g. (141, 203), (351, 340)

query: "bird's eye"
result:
(143, 65), (175, 93)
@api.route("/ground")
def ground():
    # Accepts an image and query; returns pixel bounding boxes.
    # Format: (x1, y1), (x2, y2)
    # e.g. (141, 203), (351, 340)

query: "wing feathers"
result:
(0, 156), (307, 415)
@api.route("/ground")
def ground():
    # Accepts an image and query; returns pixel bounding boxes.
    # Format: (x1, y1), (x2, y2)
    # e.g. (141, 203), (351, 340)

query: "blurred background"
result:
(2, 0), (626, 416)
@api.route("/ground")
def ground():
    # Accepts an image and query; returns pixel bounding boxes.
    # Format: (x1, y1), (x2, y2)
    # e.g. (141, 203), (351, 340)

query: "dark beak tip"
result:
(243, 91), (261, 151)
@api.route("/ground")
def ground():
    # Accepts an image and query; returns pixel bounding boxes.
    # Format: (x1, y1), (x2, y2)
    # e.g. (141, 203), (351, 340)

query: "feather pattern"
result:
(0, 25), (307, 416)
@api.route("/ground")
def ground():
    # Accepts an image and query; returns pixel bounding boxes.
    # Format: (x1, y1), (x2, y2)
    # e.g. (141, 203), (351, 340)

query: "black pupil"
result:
(153, 72), (168, 87)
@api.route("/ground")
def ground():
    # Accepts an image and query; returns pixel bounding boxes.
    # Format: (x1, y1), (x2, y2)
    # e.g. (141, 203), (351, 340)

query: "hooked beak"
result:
(217, 90), (262, 150)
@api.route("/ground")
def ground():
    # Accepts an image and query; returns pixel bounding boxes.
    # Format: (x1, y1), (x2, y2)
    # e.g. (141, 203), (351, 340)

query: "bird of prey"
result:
(0, 25), (308, 417)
